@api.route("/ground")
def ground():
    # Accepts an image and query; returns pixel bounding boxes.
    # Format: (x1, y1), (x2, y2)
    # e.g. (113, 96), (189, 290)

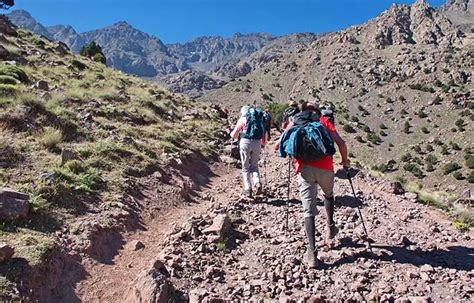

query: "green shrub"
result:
(0, 84), (17, 96)
(421, 127), (429, 134)
(443, 162), (461, 175)
(465, 154), (474, 169)
(267, 102), (288, 128)
(426, 162), (435, 172)
(413, 146), (422, 154)
(403, 121), (411, 134)
(403, 163), (424, 178)
(0, 65), (28, 83)
(468, 171), (474, 183)
(71, 59), (87, 71)
(343, 124), (356, 133)
(449, 142), (461, 151)
(379, 123), (387, 129)
(401, 153), (412, 162)
(425, 144), (434, 152)
(367, 133), (381, 144)
(453, 171), (464, 180)
(455, 119), (465, 130)
(80, 41), (107, 64)
(0, 75), (18, 85)
(64, 160), (86, 174)
(425, 154), (438, 165)
(93, 53), (107, 65)
(441, 145), (449, 155)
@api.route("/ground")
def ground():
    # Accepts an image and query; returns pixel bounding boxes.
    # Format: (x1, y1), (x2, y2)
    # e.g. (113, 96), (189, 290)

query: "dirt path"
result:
(74, 146), (474, 302)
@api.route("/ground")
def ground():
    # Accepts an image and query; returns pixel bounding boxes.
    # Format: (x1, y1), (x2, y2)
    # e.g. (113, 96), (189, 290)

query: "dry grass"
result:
(39, 127), (63, 150)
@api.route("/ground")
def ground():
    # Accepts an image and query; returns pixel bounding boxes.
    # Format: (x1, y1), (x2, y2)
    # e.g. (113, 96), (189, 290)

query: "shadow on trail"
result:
(324, 240), (474, 271)
(259, 198), (301, 207)
(336, 195), (363, 208)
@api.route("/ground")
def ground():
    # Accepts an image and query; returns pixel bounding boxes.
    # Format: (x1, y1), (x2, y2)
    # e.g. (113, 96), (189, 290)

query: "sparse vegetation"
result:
(443, 162), (461, 175)
(40, 127), (63, 150)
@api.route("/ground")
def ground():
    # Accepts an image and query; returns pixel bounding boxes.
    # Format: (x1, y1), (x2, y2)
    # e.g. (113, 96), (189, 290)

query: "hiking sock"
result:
(304, 216), (316, 251)
(324, 197), (335, 226)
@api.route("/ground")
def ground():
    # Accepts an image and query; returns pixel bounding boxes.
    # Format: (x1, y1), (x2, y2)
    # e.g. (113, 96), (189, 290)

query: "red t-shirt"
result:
(294, 116), (336, 173)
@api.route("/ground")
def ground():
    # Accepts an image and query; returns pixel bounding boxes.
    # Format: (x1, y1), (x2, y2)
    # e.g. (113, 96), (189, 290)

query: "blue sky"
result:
(12, 0), (446, 44)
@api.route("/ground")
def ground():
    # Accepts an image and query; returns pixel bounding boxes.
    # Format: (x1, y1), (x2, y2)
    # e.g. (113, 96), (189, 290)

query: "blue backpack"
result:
(243, 107), (265, 140)
(278, 112), (336, 161)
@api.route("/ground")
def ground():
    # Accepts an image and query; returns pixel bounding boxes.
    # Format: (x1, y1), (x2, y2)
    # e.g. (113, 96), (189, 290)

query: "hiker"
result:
(263, 108), (273, 140)
(280, 100), (300, 130)
(231, 105), (268, 198)
(320, 104), (335, 125)
(275, 100), (349, 268)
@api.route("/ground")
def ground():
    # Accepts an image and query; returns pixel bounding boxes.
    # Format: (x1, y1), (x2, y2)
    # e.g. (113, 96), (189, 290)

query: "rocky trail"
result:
(71, 141), (473, 302)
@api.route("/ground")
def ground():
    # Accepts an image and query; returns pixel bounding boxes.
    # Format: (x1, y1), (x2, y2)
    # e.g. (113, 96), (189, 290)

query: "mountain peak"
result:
(111, 21), (133, 29)
(8, 9), (33, 18)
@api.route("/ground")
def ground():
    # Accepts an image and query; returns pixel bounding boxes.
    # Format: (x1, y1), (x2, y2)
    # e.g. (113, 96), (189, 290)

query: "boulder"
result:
(404, 192), (417, 201)
(0, 243), (14, 263)
(0, 187), (29, 221)
(35, 80), (49, 91)
(124, 260), (175, 303)
(392, 182), (405, 195)
(202, 214), (231, 241)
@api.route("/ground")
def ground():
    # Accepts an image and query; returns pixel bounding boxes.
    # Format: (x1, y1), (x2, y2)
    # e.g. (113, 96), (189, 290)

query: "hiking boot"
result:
(255, 183), (263, 196)
(303, 248), (318, 268)
(327, 224), (339, 240)
(243, 189), (253, 198)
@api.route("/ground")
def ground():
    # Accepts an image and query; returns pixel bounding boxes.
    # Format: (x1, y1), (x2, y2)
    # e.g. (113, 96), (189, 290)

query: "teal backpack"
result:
(243, 107), (265, 140)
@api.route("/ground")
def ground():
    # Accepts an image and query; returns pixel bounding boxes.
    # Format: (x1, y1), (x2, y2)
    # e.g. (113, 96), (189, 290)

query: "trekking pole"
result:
(286, 158), (291, 231)
(263, 146), (269, 201)
(345, 168), (373, 253)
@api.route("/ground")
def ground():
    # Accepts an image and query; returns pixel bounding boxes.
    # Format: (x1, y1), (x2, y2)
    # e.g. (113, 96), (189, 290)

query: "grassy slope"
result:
(0, 28), (220, 299)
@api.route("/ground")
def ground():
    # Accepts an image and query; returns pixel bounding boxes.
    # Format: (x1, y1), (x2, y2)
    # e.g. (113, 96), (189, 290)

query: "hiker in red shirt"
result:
(274, 100), (349, 268)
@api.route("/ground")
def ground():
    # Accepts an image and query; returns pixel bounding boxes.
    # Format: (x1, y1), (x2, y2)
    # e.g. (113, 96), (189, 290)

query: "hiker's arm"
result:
(230, 117), (245, 140)
(329, 131), (349, 168)
(274, 121), (293, 152)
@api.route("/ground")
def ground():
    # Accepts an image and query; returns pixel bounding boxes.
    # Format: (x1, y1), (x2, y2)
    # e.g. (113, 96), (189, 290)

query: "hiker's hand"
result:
(341, 159), (350, 170)
(273, 143), (279, 153)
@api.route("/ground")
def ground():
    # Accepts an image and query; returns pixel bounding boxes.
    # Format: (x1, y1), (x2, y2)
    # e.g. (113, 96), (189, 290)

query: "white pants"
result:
(239, 138), (262, 191)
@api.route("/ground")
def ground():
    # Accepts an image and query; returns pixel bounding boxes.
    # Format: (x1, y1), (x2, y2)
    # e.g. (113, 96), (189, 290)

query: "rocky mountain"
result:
(5, 10), (275, 95)
(441, 0), (474, 32)
(202, 0), (473, 192)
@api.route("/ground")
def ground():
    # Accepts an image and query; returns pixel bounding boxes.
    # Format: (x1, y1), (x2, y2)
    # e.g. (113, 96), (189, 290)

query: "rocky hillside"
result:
(441, 0), (474, 32)
(202, 0), (473, 195)
(6, 10), (275, 96)
(0, 16), (226, 301)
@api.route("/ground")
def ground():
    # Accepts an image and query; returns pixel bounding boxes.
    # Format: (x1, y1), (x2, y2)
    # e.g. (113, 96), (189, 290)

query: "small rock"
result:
(0, 243), (14, 263)
(420, 264), (434, 273)
(404, 192), (417, 200)
(129, 240), (145, 251)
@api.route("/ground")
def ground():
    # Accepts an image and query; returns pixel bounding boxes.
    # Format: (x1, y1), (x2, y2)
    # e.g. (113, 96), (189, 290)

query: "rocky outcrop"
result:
(440, 0), (474, 32)
(0, 188), (29, 221)
(0, 243), (14, 263)
(125, 260), (175, 303)
(159, 70), (227, 98)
